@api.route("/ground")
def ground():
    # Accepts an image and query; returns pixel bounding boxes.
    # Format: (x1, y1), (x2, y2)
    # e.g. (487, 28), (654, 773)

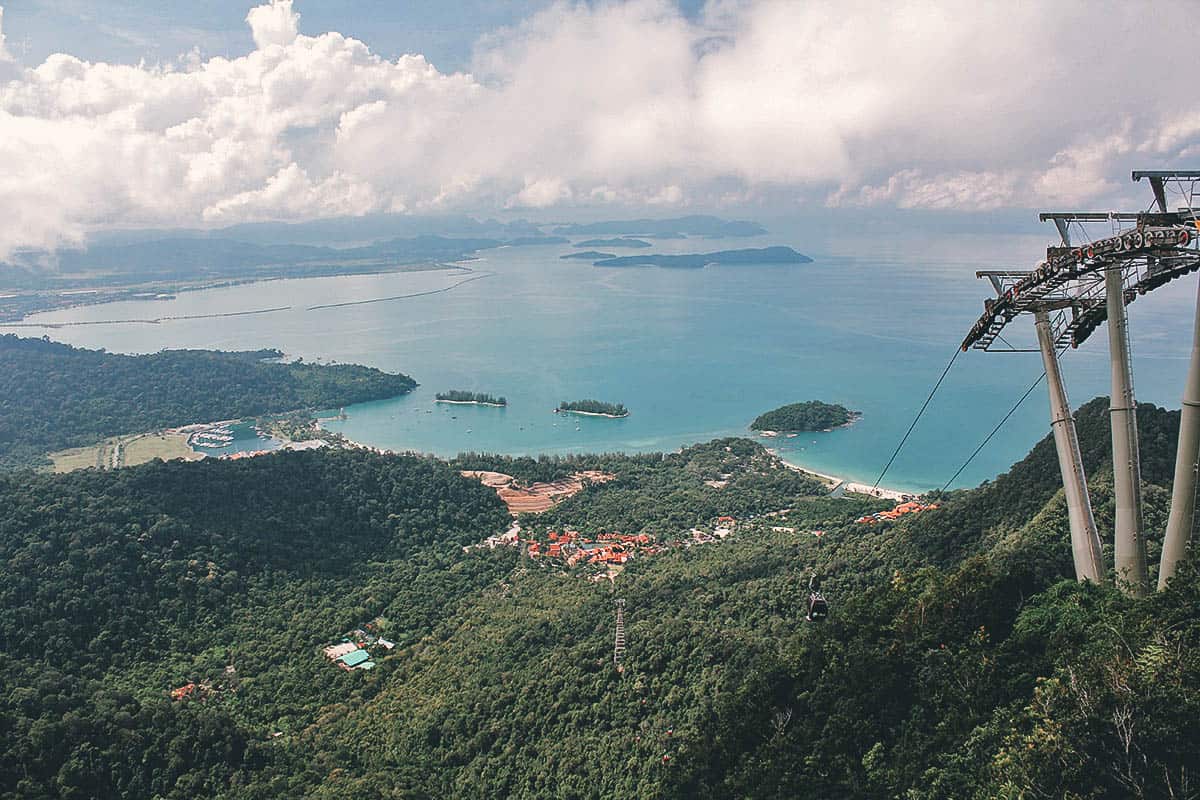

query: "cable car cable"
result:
(939, 370), (1045, 492)
(871, 347), (961, 491)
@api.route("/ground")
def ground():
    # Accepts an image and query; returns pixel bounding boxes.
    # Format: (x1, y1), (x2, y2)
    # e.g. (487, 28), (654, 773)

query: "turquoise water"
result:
(5, 225), (1196, 491)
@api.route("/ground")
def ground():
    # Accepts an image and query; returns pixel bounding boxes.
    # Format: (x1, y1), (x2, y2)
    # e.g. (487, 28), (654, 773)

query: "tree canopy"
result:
(0, 400), (1197, 798)
(436, 390), (506, 405)
(750, 400), (855, 431)
(558, 399), (628, 417)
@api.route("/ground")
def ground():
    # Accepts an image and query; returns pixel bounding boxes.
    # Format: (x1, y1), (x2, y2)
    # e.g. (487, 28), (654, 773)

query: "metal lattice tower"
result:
(613, 599), (626, 669)
(961, 170), (1200, 592)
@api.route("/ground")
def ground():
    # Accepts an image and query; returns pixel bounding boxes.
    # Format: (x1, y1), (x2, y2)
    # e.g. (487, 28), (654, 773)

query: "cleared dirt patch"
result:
(462, 469), (616, 515)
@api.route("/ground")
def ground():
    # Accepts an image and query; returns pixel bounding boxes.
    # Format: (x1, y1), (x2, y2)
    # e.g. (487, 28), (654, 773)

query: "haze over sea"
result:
(5, 218), (1196, 492)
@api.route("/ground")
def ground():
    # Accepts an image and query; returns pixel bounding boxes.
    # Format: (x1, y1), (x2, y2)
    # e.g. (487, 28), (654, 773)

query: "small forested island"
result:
(559, 250), (617, 260)
(436, 390), (507, 406)
(750, 400), (858, 432)
(0, 334), (417, 469)
(556, 399), (629, 417)
(575, 238), (653, 248)
(594, 245), (811, 269)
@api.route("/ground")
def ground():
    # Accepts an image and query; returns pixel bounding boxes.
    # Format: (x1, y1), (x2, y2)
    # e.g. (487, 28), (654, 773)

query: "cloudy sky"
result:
(0, 0), (1196, 255)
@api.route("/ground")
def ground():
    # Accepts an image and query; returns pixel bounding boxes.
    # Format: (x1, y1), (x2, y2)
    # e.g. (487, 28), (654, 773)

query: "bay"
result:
(4, 223), (1195, 492)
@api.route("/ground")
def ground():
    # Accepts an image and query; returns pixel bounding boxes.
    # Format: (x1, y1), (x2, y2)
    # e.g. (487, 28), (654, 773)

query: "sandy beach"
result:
(840, 482), (913, 501)
(775, 455), (917, 501)
(555, 408), (630, 419)
(329, 419), (918, 502)
(435, 399), (507, 407)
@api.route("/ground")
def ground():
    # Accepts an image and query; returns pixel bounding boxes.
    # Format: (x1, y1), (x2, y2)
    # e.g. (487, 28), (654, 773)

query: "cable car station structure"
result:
(961, 170), (1200, 595)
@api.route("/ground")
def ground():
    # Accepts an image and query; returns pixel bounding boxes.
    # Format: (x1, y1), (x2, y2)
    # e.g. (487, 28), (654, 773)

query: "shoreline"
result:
(556, 408), (630, 419)
(753, 410), (863, 437)
(327, 422), (923, 502)
(0, 263), (466, 327)
(436, 399), (507, 408)
(774, 454), (919, 501)
(319, 417), (924, 501)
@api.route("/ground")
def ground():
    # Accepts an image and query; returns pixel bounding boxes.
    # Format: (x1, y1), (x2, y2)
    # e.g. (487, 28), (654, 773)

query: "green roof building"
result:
(337, 649), (370, 668)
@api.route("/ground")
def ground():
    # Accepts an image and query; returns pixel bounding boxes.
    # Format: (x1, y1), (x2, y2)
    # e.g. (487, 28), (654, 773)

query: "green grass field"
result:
(49, 432), (202, 473)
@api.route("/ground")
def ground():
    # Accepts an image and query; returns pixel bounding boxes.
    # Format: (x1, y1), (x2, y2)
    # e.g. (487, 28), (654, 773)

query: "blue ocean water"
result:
(5, 224), (1196, 492)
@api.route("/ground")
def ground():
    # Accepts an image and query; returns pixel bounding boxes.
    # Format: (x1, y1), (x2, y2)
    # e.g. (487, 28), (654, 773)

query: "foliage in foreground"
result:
(0, 406), (1196, 798)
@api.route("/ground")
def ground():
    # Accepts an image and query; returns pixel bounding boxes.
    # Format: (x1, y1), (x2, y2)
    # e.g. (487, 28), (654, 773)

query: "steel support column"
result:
(1106, 265), (1148, 595)
(1035, 309), (1105, 582)
(1160, 276), (1200, 590)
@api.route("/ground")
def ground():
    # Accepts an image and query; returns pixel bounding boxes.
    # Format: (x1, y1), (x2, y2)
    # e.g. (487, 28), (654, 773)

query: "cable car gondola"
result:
(806, 575), (828, 621)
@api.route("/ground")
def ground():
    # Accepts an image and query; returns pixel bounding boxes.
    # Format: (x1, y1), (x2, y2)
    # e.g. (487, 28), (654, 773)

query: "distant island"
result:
(556, 399), (629, 418)
(575, 238), (652, 248)
(436, 390), (507, 407)
(594, 246), (811, 269)
(559, 251), (616, 260)
(553, 215), (767, 238)
(751, 401), (858, 432)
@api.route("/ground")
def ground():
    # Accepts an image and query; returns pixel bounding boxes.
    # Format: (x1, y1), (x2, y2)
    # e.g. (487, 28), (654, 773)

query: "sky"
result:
(0, 0), (1197, 256)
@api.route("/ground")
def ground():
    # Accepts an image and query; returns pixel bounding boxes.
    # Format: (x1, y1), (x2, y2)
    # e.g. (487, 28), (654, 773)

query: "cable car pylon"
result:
(961, 169), (1200, 592)
(1105, 260), (1148, 594)
(1160, 266), (1200, 589)
(1034, 307), (1104, 582)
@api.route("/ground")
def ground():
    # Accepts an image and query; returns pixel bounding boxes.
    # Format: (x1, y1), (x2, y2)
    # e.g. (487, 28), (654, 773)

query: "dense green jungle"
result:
(0, 358), (1196, 798)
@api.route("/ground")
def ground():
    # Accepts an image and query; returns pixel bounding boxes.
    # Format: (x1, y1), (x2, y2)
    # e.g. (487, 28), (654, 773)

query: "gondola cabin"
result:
(806, 591), (829, 621)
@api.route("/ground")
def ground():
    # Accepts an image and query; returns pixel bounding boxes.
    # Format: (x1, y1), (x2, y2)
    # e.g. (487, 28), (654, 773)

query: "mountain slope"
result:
(0, 403), (1196, 798)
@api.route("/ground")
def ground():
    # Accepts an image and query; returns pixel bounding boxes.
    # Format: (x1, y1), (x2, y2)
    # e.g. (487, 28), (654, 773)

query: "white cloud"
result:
(831, 169), (1022, 211)
(246, 0), (300, 50)
(202, 163), (378, 222)
(507, 177), (573, 209)
(0, 0), (1197, 257)
(0, 6), (10, 62)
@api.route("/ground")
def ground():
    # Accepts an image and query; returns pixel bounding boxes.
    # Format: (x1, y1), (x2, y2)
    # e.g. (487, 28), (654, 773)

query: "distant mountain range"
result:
(0, 214), (774, 289)
(2, 235), (550, 287)
(553, 215), (766, 238)
(86, 214), (550, 247)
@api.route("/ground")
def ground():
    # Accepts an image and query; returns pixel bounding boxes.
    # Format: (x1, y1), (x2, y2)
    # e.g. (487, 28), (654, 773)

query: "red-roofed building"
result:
(171, 683), (196, 701)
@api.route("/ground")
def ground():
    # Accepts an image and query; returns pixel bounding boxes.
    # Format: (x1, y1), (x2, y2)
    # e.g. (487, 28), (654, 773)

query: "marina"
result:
(182, 420), (283, 458)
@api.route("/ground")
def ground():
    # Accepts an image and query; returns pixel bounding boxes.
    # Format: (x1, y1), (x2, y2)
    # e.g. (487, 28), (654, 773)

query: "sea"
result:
(5, 220), (1196, 492)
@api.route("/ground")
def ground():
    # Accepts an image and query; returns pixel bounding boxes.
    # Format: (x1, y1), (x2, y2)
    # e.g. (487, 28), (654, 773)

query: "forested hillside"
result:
(0, 404), (1197, 798)
(0, 450), (511, 799)
(0, 335), (416, 468)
